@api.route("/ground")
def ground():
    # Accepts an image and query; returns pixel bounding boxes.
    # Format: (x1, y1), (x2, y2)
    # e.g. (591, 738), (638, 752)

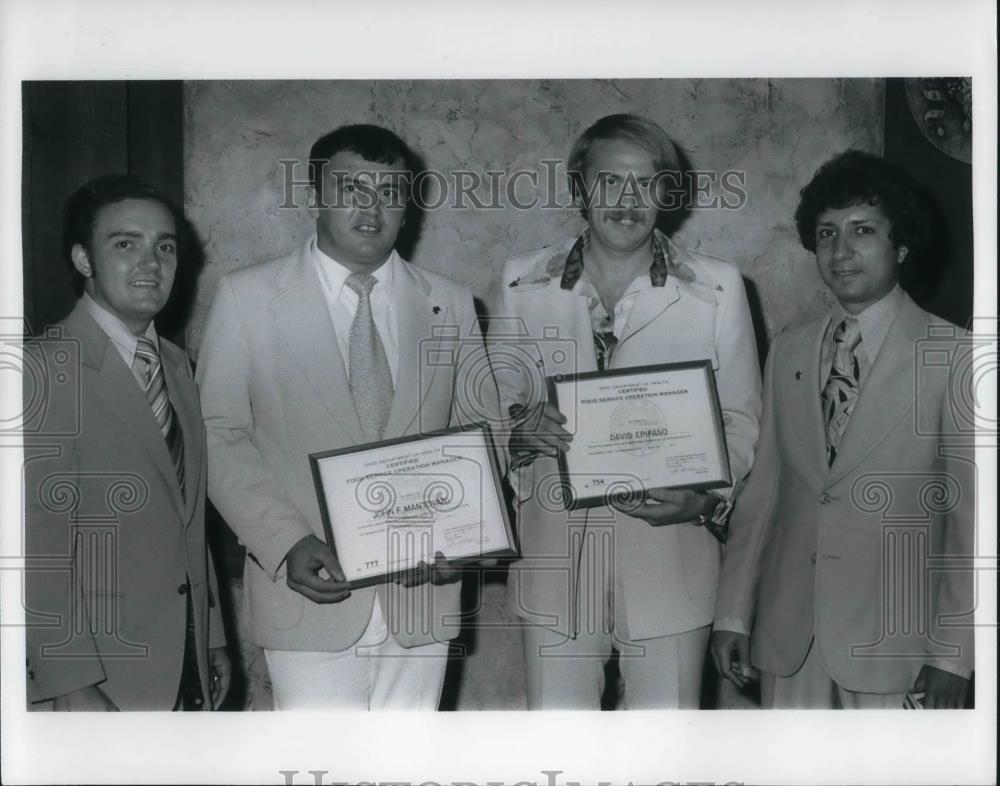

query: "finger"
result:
(644, 487), (687, 504)
(541, 403), (567, 424)
(288, 577), (351, 603)
(398, 561), (430, 588)
(432, 552), (461, 584)
(313, 546), (347, 584)
(735, 636), (754, 683)
(216, 669), (232, 709)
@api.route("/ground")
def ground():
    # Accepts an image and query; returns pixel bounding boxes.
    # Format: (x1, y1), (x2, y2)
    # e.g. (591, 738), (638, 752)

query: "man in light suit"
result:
(24, 175), (230, 710)
(197, 124), (498, 709)
(489, 114), (762, 708)
(710, 151), (976, 709)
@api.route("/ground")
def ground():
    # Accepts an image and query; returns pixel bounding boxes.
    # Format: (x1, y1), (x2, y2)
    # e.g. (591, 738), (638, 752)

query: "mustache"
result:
(605, 209), (646, 222)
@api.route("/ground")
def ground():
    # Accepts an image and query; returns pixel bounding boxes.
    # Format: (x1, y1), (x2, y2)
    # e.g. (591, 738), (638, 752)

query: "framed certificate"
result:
(546, 361), (732, 510)
(309, 423), (516, 588)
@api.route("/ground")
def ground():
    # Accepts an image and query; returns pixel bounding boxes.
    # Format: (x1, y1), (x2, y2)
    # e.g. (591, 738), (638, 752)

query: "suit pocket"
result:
(246, 562), (305, 631)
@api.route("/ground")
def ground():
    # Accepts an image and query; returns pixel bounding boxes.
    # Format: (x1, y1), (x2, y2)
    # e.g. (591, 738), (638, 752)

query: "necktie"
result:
(346, 273), (394, 442)
(134, 336), (186, 494)
(821, 317), (862, 465)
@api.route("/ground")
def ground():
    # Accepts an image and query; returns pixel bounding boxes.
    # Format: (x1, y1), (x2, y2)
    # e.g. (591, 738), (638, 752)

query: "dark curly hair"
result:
(794, 151), (931, 255)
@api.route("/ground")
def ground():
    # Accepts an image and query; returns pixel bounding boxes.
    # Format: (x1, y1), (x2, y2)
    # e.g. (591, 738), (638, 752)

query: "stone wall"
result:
(184, 78), (884, 709)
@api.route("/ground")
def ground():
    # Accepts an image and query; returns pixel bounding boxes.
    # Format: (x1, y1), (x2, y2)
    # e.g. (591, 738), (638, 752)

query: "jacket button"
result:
(819, 493), (832, 504)
(810, 553), (817, 565)
(177, 582), (189, 595)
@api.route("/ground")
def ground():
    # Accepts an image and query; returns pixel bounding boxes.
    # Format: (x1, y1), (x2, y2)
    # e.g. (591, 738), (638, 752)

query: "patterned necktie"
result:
(821, 317), (862, 465)
(346, 273), (394, 442)
(134, 335), (185, 494)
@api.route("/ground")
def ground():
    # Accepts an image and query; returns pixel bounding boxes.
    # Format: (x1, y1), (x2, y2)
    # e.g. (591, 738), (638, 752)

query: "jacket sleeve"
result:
(714, 332), (781, 633)
(196, 275), (314, 579)
(712, 266), (763, 499)
(925, 335), (976, 678)
(23, 342), (106, 702)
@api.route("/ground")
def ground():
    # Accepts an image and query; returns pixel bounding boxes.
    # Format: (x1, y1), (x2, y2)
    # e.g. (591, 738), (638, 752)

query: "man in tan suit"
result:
(24, 175), (229, 710)
(711, 151), (976, 709)
(197, 124), (497, 709)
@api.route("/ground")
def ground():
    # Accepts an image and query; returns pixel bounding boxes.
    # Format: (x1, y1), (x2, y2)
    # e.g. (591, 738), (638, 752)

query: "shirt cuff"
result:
(712, 617), (750, 636)
(925, 657), (973, 681)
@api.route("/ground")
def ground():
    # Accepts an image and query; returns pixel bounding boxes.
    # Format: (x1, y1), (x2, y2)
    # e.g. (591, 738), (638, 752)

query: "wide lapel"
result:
(383, 263), (447, 438)
(160, 348), (202, 524)
(66, 306), (187, 518)
(782, 316), (830, 489)
(270, 245), (365, 443)
(616, 279), (680, 349)
(616, 236), (715, 349)
(827, 297), (928, 486)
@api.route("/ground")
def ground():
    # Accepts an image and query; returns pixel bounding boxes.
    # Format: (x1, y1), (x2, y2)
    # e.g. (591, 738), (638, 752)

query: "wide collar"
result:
(62, 301), (200, 522)
(270, 238), (450, 443)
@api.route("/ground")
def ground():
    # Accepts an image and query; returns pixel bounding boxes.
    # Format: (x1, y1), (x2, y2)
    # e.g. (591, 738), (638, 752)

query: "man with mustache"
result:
(197, 124), (496, 709)
(489, 114), (762, 708)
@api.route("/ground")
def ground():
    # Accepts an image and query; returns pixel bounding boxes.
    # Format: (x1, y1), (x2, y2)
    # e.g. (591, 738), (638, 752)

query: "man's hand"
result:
(52, 684), (119, 711)
(508, 402), (572, 466)
(208, 646), (232, 710)
(285, 535), (352, 604)
(912, 664), (970, 709)
(396, 551), (462, 588)
(610, 487), (713, 526)
(709, 630), (756, 689)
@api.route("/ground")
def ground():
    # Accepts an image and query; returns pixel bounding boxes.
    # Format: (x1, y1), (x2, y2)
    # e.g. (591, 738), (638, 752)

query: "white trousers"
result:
(264, 599), (449, 710)
(522, 622), (711, 709)
(762, 638), (907, 709)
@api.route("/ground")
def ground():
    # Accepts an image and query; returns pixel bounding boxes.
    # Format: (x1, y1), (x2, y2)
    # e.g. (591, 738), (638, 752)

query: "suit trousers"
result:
(522, 622), (711, 709)
(761, 637), (907, 709)
(264, 598), (449, 710)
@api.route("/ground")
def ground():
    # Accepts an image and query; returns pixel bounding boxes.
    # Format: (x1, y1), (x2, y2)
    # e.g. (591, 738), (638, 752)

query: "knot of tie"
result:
(834, 317), (862, 351)
(346, 273), (378, 298)
(135, 335), (160, 366)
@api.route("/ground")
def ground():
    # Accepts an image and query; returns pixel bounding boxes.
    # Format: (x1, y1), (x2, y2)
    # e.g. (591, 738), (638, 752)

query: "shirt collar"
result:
(81, 291), (158, 364)
(559, 228), (669, 291)
(312, 235), (396, 296)
(829, 283), (905, 355)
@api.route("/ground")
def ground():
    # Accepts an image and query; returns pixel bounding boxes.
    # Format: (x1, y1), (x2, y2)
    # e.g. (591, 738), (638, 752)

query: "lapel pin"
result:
(795, 371), (802, 380)
(432, 306), (441, 314)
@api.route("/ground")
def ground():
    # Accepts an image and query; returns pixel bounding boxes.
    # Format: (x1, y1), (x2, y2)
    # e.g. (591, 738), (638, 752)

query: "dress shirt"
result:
(81, 292), (160, 389)
(311, 236), (400, 385)
(818, 283), (905, 391)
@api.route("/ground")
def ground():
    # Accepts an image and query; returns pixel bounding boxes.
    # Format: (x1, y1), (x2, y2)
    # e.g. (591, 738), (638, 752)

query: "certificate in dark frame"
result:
(308, 422), (517, 589)
(546, 360), (732, 511)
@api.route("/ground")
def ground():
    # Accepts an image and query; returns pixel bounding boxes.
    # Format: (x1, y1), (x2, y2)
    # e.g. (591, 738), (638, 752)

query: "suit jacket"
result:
(489, 235), (762, 639)
(715, 293), (976, 692)
(196, 240), (498, 652)
(23, 302), (225, 709)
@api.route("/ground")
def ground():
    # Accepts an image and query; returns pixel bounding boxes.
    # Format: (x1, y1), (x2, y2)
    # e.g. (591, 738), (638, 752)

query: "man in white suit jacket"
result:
(197, 125), (497, 709)
(489, 114), (762, 708)
(711, 151), (976, 709)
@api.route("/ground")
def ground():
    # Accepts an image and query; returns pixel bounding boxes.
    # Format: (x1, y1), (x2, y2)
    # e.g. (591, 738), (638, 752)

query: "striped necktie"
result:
(821, 317), (862, 465)
(346, 273), (394, 442)
(134, 336), (186, 494)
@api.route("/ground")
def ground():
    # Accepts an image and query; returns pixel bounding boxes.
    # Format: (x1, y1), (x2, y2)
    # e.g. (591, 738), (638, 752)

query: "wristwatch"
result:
(694, 494), (733, 543)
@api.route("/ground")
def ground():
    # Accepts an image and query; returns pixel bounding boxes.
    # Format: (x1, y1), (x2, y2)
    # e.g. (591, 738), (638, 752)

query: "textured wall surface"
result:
(183, 79), (884, 710)
(184, 79), (883, 349)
